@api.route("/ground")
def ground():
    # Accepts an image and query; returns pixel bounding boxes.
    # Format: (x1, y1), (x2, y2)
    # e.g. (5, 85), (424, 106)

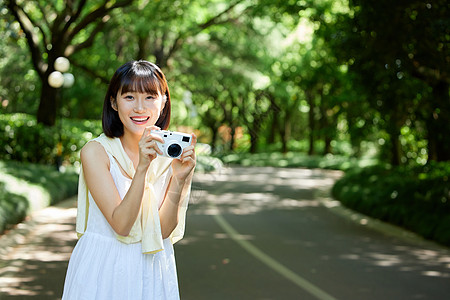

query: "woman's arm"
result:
(159, 134), (197, 239)
(159, 169), (194, 239)
(82, 127), (163, 236)
(81, 142), (147, 236)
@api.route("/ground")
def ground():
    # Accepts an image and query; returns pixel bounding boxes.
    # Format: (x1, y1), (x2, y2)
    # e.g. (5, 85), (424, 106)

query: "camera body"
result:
(151, 130), (192, 159)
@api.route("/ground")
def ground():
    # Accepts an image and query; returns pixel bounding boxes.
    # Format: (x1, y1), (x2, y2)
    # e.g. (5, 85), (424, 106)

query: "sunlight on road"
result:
(184, 166), (450, 299)
(191, 166), (342, 216)
(0, 201), (77, 298)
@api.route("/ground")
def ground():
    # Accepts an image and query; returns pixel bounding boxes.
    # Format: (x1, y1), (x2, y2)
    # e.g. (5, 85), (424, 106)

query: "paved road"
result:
(0, 166), (449, 299)
(178, 167), (450, 300)
(0, 199), (76, 299)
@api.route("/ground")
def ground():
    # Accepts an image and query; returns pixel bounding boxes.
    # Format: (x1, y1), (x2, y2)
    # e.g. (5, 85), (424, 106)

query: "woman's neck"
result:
(119, 133), (140, 169)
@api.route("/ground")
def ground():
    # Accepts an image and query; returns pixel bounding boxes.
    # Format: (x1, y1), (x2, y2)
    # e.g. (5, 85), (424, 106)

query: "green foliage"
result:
(0, 9), (39, 114)
(0, 182), (28, 233)
(1, 0), (448, 164)
(218, 151), (377, 170)
(329, 0), (450, 163)
(332, 162), (450, 246)
(0, 113), (102, 165)
(2, 0), (135, 125)
(0, 160), (78, 234)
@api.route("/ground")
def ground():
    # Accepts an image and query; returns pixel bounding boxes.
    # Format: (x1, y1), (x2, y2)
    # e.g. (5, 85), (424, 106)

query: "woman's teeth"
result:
(131, 117), (149, 122)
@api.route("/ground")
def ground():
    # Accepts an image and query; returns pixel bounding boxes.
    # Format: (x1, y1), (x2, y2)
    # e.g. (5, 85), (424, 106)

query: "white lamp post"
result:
(48, 57), (75, 171)
(63, 73), (75, 88)
(54, 57), (70, 73)
(48, 71), (64, 88)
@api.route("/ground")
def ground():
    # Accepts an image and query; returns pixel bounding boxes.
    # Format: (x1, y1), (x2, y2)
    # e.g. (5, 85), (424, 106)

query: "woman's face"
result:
(112, 89), (165, 138)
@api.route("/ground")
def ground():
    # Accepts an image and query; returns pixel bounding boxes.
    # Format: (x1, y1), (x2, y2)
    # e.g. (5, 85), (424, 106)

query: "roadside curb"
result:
(316, 189), (450, 252)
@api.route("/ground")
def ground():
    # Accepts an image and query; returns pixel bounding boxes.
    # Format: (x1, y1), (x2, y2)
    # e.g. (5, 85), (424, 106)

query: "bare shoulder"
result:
(80, 141), (109, 169)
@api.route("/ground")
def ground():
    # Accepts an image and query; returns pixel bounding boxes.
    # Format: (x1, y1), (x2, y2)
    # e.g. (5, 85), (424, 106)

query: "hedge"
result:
(332, 162), (450, 246)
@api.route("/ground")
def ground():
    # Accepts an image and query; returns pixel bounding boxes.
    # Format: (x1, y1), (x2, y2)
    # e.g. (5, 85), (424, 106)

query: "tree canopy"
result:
(1, 0), (449, 165)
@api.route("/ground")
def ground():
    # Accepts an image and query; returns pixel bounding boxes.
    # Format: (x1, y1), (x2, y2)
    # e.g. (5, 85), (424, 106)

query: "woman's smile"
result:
(130, 116), (150, 125)
(112, 90), (166, 137)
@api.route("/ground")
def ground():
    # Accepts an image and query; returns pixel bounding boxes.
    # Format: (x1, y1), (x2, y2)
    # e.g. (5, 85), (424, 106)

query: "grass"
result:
(0, 160), (78, 233)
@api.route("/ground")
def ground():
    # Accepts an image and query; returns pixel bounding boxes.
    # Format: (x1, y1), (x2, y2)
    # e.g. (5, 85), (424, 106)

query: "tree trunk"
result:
(324, 136), (332, 154)
(281, 118), (290, 153)
(322, 113), (333, 155)
(386, 124), (401, 166)
(249, 118), (260, 153)
(306, 91), (315, 155)
(267, 93), (280, 146)
(249, 131), (258, 153)
(37, 80), (58, 126)
(210, 126), (219, 153)
(347, 114), (361, 156)
(428, 81), (450, 162)
(319, 101), (332, 154)
(391, 133), (401, 166)
(137, 36), (149, 60)
(229, 126), (236, 151)
(268, 110), (278, 144)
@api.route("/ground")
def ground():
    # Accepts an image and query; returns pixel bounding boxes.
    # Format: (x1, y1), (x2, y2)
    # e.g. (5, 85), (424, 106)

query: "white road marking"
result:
(213, 212), (338, 300)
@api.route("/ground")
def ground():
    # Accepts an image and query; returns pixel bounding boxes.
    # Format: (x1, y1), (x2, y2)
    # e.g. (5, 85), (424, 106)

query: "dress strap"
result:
(105, 150), (133, 180)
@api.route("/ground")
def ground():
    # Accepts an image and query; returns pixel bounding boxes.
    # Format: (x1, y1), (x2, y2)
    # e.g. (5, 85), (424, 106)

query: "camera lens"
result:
(167, 143), (182, 158)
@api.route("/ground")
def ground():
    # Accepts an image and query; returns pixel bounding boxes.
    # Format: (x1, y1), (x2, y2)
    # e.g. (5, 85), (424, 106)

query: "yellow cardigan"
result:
(76, 134), (191, 254)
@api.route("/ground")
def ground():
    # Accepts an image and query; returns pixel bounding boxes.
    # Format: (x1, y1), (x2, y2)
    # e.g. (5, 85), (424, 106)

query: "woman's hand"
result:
(137, 126), (164, 170)
(171, 133), (197, 181)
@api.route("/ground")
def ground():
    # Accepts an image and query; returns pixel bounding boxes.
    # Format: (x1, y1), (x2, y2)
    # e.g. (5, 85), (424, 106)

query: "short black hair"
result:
(102, 60), (171, 137)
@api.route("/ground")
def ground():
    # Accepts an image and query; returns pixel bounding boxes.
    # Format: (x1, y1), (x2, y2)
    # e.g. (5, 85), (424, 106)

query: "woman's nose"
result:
(134, 99), (144, 112)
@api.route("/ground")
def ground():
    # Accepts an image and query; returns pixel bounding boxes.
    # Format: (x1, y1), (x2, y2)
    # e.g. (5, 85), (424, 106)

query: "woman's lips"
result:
(130, 116), (150, 124)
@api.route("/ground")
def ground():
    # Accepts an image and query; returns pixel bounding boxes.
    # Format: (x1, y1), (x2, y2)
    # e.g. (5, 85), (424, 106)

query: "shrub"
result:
(218, 151), (377, 170)
(0, 113), (102, 165)
(332, 162), (450, 246)
(0, 182), (28, 233)
(0, 160), (78, 234)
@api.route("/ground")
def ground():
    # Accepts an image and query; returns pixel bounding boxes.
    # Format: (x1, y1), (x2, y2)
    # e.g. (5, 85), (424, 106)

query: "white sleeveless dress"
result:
(62, 152), (179, 300)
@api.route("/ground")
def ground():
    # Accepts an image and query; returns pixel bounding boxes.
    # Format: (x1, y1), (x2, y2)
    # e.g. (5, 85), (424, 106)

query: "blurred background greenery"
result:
(0, 0), (449, 245)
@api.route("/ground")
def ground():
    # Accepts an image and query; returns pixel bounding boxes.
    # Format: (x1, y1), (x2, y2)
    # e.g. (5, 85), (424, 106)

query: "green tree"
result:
(5, 0), (133, 126)
(0, 14), (39, 114)
(331, 0), (450, 163)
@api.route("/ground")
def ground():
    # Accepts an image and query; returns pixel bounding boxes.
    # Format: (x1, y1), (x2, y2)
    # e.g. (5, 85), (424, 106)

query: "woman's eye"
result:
(146, 96), (157, 100)
(125, 95), (134, 100)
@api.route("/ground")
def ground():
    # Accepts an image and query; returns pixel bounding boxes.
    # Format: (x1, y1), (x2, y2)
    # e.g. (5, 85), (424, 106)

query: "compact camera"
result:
(151, 130), (192, 159)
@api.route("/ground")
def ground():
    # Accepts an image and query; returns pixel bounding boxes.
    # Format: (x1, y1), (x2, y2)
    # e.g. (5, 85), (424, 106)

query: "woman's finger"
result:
(180, 149), (194, 159)
(183, 145), (195, 152)
(141, 126), (156, 140)
(182, 156), (195, 165)
(149, 133), (165, 144)
(147, 125), (161, 132)
(141, 132), (164, 144)
(191, 133), (197, 147)
(142, 147), (158, 158)
(143, 140), (163, 155)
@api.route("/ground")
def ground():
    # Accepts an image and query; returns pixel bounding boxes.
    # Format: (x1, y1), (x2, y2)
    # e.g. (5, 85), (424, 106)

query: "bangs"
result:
(119, 68), (165, 96)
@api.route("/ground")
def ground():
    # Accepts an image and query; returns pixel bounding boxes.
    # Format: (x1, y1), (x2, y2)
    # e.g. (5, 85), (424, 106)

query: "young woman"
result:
(62, 60), (196, 299)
